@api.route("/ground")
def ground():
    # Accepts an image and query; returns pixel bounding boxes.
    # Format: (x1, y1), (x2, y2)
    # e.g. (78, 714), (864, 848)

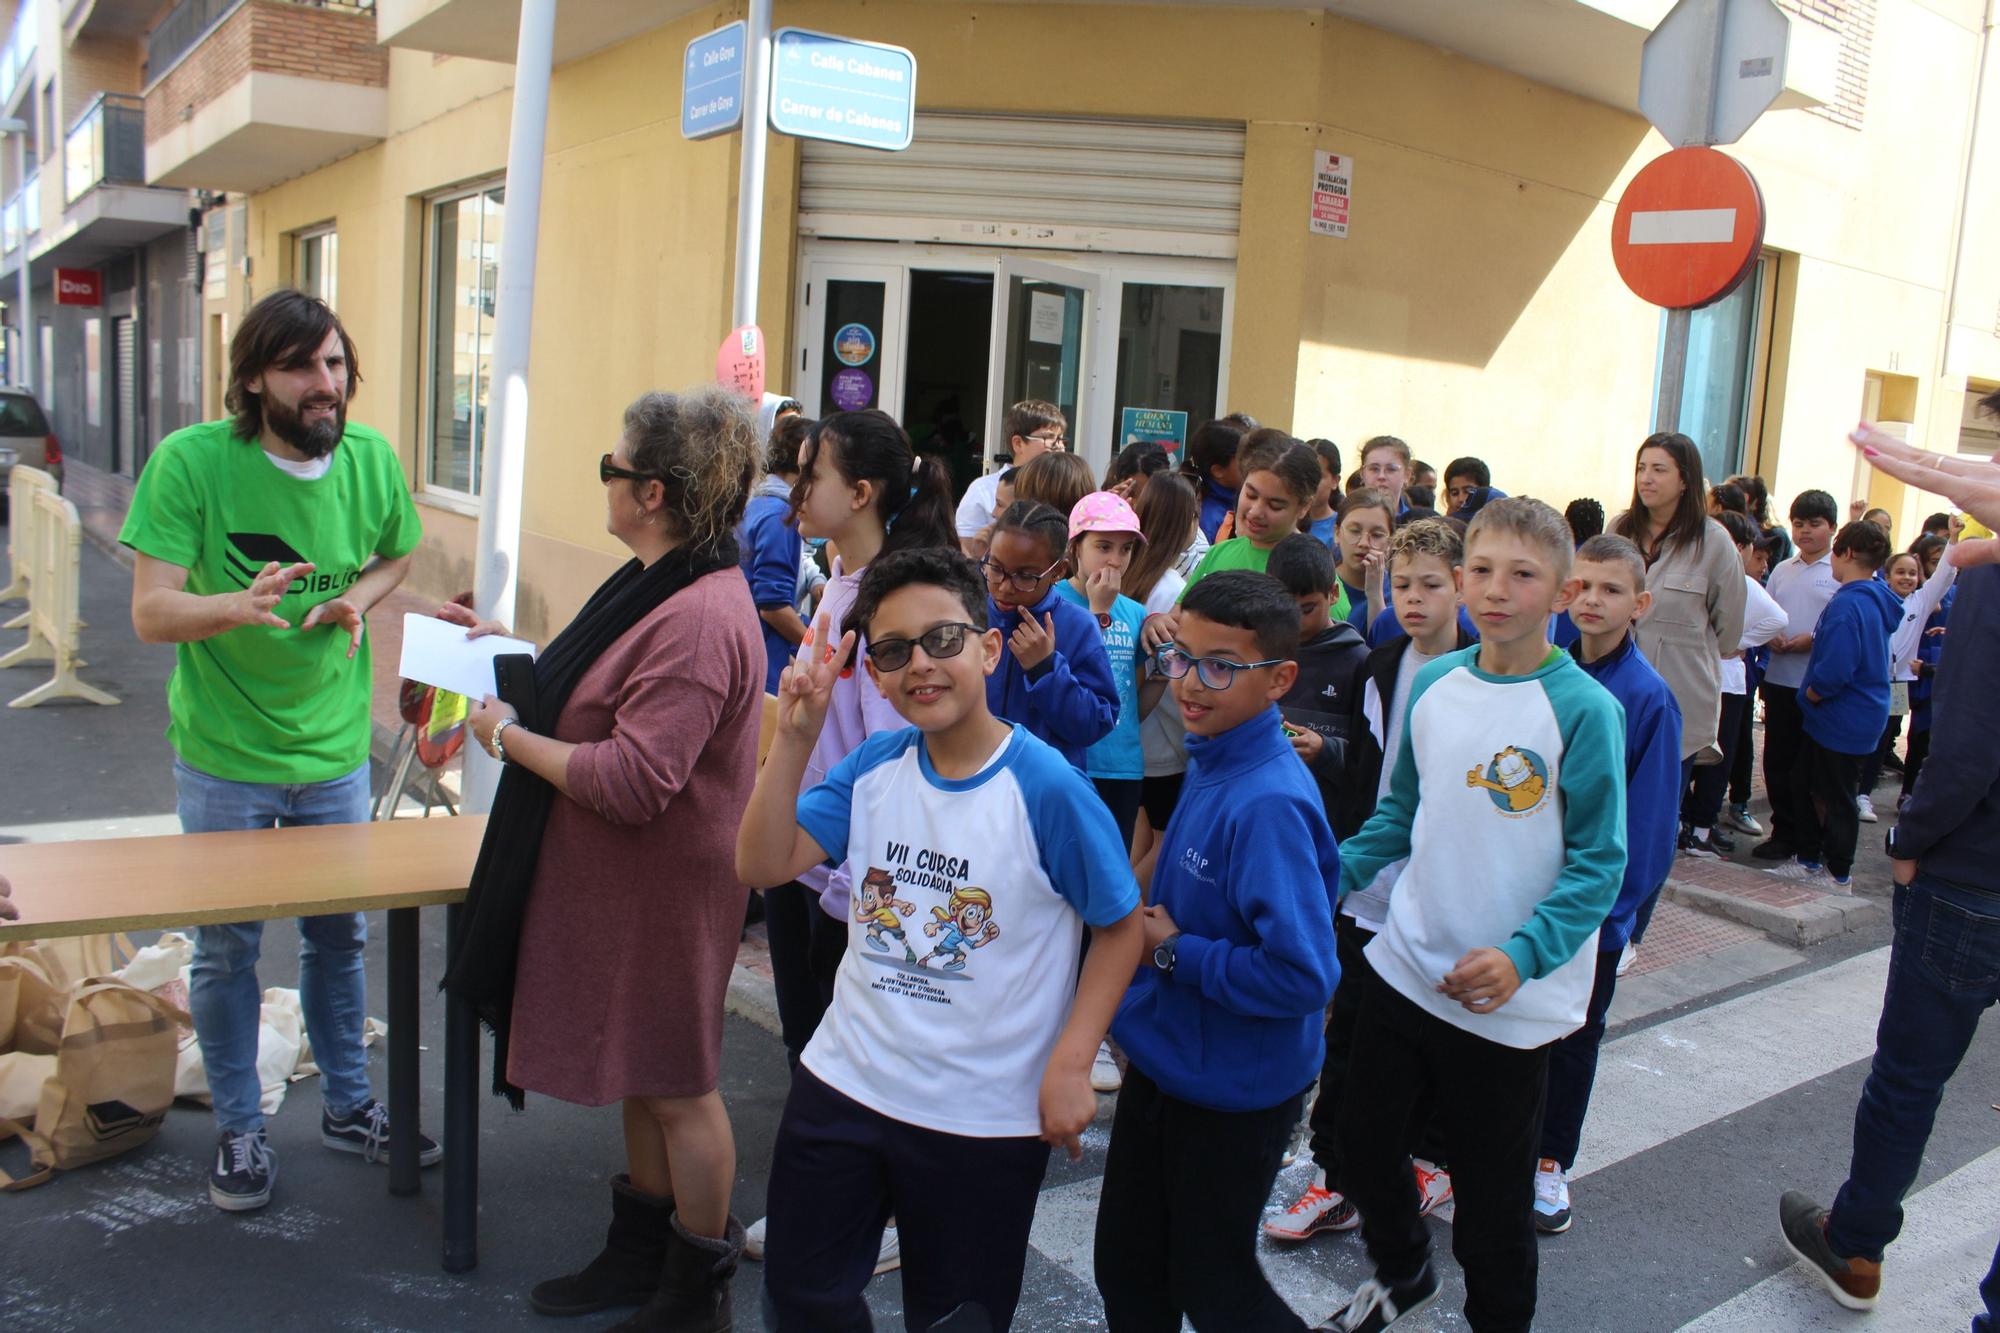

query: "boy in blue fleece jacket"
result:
(1095, 570), (1340, 1333)
(1784, 520), (1901, 889)
(1533, 536), (1683, 1238)
(979, 500), (1119, 769)
(1331, 498), (1626, 1333)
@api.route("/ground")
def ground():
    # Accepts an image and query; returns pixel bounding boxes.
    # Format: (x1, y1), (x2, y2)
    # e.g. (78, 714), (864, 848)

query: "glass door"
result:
(986, 256), (1098, 466)
(795, 261), (906, 421)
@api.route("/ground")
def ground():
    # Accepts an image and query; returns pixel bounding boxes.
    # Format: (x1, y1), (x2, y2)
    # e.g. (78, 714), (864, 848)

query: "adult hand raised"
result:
(300, 597), (365, 659)
(1851, 423), (2000, 532)
(234, 560), (312, 630)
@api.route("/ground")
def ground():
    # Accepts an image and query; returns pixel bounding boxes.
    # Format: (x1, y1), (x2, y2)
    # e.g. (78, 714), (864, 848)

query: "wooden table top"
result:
(0, 816), (488, 941)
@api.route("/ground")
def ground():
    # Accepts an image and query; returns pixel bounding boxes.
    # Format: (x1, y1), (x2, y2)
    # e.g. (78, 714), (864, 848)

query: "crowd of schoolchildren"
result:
(711, 395), (1980, 1333)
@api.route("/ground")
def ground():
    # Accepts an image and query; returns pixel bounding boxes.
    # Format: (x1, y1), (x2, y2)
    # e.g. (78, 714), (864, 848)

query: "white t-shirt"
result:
(1722, 574), (1789, 695)
(264, 450), (334, 481)
(1763, 551), (1838, 688)
(795, 724), (1139, 1136)
(1344, 646), (1434, 933)
(955, 471), (1004, 540)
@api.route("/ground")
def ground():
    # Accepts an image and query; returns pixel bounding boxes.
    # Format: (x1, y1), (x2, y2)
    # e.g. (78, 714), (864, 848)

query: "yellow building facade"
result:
(197, 0), (1999, 636)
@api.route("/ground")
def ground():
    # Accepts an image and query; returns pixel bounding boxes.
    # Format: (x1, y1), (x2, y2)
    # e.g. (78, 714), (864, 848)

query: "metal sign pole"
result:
(731, 0), (773, 332)
(1654, 0), (1723, 435)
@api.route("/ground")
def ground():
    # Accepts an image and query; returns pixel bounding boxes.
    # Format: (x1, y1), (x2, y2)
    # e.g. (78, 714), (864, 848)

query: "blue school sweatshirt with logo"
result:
(1339, 646), (1627, 1049)
(986, 585), (1120, 771)
(1569, 634), (1683, 951)
(1112, 705), (1340, 1112)
(1800, 577), (1903, 755)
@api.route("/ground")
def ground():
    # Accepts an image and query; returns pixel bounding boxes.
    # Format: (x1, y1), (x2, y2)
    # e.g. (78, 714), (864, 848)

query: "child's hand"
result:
(1288, 726), (1324, 764)
(1038, 1061), (1096, 1163)
(1848, 499), (1868, 522)
(1011, 611), (1057, 671)
(1439, 947), (1520, 1014)
(1140, 611), (1179, 654)
(1086, 565), (1122, 616)
(1140, 902), (1180, 951)
(776, 616), (853, 743)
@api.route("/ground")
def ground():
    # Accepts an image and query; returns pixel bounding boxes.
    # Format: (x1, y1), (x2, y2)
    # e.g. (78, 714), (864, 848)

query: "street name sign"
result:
(770, 28), (917, 152)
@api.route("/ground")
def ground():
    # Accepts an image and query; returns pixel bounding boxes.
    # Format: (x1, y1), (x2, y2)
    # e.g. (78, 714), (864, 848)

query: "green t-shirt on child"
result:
(1181, 536), (1353, 622)
(119, 419), (423, 785)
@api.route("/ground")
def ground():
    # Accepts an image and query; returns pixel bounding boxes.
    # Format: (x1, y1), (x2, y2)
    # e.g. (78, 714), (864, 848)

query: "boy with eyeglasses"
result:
(738, 546), (1143, 1332)
(1094, 569), (1341, 1332)
(957, 399), (1068, 559)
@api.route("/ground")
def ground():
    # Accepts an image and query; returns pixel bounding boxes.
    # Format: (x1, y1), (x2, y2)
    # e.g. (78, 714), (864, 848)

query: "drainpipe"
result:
(1937, 0), (1995, 390)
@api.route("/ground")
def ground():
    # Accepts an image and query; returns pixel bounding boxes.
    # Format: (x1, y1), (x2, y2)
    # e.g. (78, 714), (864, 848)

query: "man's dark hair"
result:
(766, 414), (814, 477)
(844, 547), (988, 647)
(1832, 518), (1891, 570)
(1921, 511), (1952, 536)
(1564, 497), (1606, 544)
(1789, 489), (1839, 526)
(1717, 510), (1758, 547)
(1266, 533), (1336, 598)
(1405, 484), (1436, 511)
(225, 288), (361, 441)
(1444, 456), (1490, 490)
(1180, 570), (1298, 661)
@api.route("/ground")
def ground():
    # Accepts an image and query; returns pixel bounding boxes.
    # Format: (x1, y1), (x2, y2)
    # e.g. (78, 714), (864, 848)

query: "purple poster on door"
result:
(830, 367), (875, 411)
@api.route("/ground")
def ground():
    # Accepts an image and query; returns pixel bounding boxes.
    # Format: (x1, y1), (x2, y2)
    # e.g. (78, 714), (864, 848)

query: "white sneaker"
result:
(1724, 803), (1764, 836)
(1616, 942), (1637, 977)
(875, 1224), (901, 1276)
(1263, 1169), (1361, 1240)
(1532, 1158), (1572, 1234)
(1090, 1040), (1123, 1093)
(1856, 795), (1878, 823)
(1770, 859), (1831, 886)
(1413, 1158), (1453, 1218)
(744, 1214), (767, 1261)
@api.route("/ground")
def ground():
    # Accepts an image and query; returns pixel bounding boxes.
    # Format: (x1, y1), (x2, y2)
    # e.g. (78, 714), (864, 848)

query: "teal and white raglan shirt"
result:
(794, 724), (1140, 1136)
(1338, 646), (1628, 1049)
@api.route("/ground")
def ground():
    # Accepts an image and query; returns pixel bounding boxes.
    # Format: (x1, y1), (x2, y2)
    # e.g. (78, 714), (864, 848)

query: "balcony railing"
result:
(148, 0), (373, 80)
(66, 93), (146, 203)
(0, 0), (41, 107)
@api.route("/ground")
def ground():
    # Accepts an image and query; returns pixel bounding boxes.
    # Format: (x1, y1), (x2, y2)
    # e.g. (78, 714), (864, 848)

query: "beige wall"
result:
(238, 0), (2000, 631)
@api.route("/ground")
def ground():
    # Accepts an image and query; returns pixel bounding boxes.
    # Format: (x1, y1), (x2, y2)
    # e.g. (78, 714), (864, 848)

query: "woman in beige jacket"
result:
(1612, 432), (1747, 764)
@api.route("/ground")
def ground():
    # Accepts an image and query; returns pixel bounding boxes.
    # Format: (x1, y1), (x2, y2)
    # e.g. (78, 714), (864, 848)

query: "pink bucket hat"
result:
(1069, 491), (1146, 542)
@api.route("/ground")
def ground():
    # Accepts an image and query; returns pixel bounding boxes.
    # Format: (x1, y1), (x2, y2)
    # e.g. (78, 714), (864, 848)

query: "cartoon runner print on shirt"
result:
(854, 867), (918, 963)
(1466, 745), (1551, 816)
(919, 887), (1001, 973)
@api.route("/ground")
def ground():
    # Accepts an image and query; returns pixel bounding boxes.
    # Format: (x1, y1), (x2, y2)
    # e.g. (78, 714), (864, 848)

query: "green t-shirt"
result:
(119, 420), (423, 784)
(1181, 536), (1353, 622)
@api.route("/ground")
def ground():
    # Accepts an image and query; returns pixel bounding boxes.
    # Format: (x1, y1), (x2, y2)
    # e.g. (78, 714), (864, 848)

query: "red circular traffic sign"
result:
(1611, 147), (1766, 309)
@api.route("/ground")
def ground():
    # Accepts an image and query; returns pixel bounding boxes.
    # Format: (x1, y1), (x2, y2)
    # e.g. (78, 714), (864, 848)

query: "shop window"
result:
(422, 182), (505, 496)
(1653, 253), (1775, 485)
(296, 225), (338, 310)
(1113, 283), (1224, 437)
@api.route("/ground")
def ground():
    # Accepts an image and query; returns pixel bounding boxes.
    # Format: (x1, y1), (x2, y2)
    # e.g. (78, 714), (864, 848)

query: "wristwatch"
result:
(488, 717), (518, 764)
(1097, 611), (1114, 630)
(1153, 932), (1182, 975)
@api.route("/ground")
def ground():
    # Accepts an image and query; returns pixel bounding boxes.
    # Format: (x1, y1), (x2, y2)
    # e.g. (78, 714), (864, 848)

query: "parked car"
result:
(0, 386), (62, 524)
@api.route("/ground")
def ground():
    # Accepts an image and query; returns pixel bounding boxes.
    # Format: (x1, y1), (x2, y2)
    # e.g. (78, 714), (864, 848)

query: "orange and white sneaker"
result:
(1263, 1169), (1361, 1241)
(1413, 1158), (1454, 1219)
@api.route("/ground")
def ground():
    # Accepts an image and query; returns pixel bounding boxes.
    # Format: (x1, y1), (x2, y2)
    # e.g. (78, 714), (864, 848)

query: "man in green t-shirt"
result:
(120, 290), (435, 1213)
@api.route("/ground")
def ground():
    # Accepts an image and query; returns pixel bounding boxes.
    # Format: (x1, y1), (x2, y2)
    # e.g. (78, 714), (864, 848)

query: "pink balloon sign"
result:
(717, 324), (766, 401)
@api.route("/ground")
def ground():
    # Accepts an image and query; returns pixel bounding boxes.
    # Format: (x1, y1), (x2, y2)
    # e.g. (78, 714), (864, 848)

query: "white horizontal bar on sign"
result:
(1629, 208), (1737, 245)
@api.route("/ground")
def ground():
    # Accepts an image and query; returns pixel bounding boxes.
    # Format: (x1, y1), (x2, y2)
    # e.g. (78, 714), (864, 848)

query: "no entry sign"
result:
(1611, 147), (1765, 309)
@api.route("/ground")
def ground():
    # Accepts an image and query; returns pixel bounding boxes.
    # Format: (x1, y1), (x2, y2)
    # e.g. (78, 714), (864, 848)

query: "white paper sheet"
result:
(397, 613), (537, 700)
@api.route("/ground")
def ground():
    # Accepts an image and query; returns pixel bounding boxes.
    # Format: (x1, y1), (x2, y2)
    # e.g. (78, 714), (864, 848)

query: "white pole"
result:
(731, 0), (773, 331)
(464, 0), (557, 815)
(15, 130), (30, 389)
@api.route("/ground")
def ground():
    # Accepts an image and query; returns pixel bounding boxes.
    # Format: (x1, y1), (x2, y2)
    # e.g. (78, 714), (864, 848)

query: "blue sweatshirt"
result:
(986, 585), (1119, 770)
(1113, 705), (1340, 1111)
(1199, 480), (1238, 542)
(1570, 633), (1683, 951)
(1887, 565), (2000, 893)
(1909, 587), (1954, 731)
(1367, 603), (1480, 648)
(1800, 577), (1903, 755)
(738, 478), (804, 694)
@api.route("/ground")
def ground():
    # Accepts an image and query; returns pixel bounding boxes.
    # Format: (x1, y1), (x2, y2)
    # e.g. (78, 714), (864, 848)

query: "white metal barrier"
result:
(1, 464), (58, 629)
(0, 484), (117, 708)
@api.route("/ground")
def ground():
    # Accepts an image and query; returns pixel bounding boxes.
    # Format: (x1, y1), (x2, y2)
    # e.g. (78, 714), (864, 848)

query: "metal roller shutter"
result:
(799, 113), (1244, 259)
(114, 316), (138, 478)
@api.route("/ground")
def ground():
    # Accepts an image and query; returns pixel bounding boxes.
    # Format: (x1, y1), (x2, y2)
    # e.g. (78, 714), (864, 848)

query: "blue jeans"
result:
(173, 756), (375, 1134)
(1827, 872), (2000, 1263)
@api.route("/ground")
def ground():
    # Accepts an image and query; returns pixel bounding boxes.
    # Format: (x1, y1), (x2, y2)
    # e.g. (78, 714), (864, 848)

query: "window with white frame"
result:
(423, 181), (505, 495)
(296, 224), (337, 309)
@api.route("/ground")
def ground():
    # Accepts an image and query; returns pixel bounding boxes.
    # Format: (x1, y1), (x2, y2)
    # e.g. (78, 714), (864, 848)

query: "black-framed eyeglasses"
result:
(978, 555), (1064, 593)
(599, 453), (652, 486)
(865, 623), (978, 672)
(1152, 645), (1287, 690)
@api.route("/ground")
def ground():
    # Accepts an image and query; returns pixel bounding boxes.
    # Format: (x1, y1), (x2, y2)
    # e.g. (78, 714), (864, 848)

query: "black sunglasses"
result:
(865, 623), (978, 672)
(600, 453), (652, 486)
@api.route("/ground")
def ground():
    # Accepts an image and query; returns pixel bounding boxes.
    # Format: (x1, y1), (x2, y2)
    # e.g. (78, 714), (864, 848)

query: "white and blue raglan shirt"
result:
(794, 724), (1140, 1136)
(1339, 646), (1628, 1050)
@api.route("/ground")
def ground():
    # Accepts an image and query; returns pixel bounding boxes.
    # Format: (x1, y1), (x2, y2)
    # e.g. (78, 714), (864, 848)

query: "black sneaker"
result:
(1679, 827), (1722, 860)
(1709, 827), (1737, 854)
(323, 1099), (443, 1167)
(1318, 1263), (1441, 1332)
(1779, 1190), (1880, 1311)
(210, 1128), (276, 1212)
(1751, 837), (1793, 861)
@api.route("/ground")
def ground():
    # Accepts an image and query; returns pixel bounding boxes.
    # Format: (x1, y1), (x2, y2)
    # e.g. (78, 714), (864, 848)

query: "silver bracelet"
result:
(489, 717), (518, 764)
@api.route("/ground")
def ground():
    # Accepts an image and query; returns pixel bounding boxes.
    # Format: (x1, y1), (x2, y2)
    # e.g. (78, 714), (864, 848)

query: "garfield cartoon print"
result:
(921, 887), (1002, 973)
(1466, 745), (1552, 815)
(855, 867), (918, 962)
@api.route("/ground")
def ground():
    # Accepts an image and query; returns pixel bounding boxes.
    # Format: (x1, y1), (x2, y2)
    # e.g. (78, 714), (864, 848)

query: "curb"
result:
(725, 962), (783, 1039)
(1665, 876), (1887, 948)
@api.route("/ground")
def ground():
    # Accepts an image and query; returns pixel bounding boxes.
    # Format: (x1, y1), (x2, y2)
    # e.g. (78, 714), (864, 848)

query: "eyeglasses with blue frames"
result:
(977, 555), (1065, 593)
(1152, 645), (1288, 690)
(864, 622), (979, 672)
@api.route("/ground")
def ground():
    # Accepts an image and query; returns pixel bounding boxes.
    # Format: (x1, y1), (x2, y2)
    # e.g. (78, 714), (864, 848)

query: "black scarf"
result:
(442, 537), (739, 1106)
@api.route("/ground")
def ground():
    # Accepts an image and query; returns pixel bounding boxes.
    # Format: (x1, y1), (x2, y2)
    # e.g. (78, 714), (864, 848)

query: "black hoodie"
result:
(1333, 624), (1479, 839)
(1279, 620), (1370, 816)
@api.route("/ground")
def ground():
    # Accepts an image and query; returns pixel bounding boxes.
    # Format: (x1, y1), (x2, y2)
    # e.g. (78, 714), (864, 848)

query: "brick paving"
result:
(1626, 897), (1761, 975)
